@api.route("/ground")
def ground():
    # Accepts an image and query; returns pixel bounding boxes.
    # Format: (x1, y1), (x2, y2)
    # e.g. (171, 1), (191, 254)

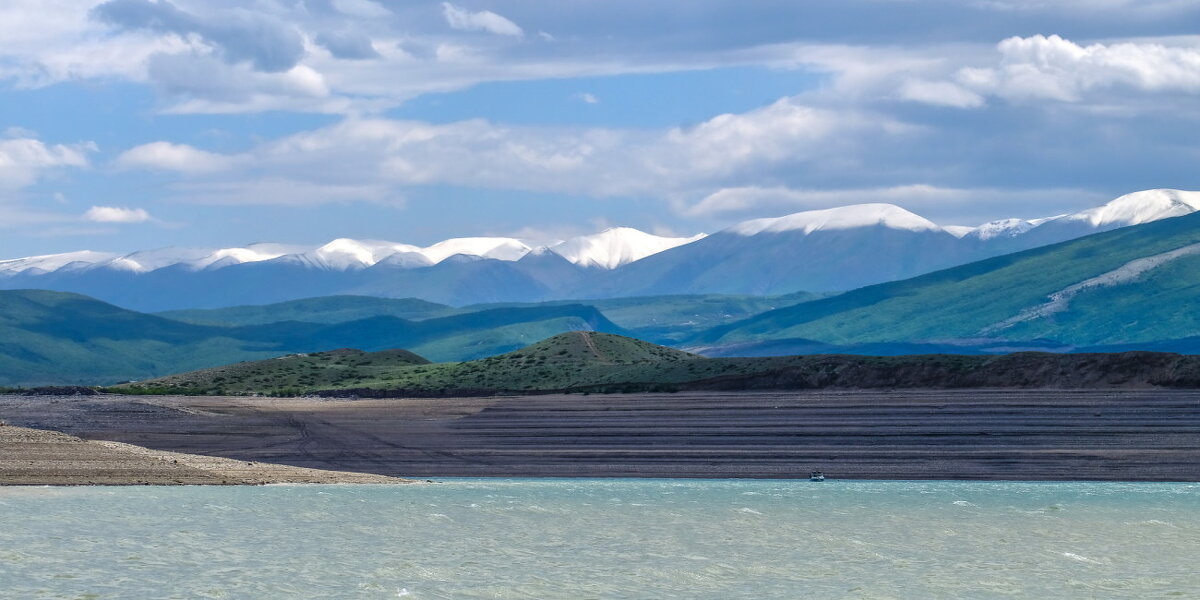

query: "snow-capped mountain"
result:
(729, 203), (942, 236)
(0, 229), (696, 277)
(1, 189), (1197, 310)
(548, 227), (705, 269)
(594, 203), (967, 296)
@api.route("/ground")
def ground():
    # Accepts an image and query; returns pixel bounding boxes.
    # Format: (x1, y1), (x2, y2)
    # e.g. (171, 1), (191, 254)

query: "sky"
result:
(3, 0), (1200, 257)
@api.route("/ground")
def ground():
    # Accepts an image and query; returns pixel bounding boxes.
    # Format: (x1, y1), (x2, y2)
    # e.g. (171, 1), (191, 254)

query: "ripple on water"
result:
(0, 480), (1196, 598)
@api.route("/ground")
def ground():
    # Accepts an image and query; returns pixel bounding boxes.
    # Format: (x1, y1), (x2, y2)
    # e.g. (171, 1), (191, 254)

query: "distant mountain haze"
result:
(1, 189), (1196, 310)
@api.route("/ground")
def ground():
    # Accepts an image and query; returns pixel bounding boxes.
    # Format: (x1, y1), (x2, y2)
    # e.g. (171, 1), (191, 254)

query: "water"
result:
(1, 480), (1197, 599)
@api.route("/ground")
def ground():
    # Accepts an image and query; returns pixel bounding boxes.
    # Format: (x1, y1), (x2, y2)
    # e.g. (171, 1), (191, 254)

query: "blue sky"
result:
(3, 0), (1200, 256)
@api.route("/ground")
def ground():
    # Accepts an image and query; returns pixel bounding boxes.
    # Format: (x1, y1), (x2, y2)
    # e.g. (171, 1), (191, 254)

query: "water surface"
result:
(1, 479), (1197, 598)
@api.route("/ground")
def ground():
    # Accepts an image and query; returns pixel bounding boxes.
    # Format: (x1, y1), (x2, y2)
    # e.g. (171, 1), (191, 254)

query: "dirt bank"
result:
(0, 424), (413, 485)
(2, 391), (1198, 480)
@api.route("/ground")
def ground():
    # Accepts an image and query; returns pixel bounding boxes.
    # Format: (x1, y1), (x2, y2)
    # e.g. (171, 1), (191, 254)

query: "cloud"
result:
(898, 79), (985, 108)
(684, 184), (1105, 224)
(957, 35), (1200, 102)
(574, 92), (599, 104)
(441, 3), (523, 37)
(315, 30), (380, 60)
(92, 0), (306, 72)
(0, 136), (93, 188)
(115, 141), (234, 173)
(137, 97), (910, 207)
(82, 205), (151, 223)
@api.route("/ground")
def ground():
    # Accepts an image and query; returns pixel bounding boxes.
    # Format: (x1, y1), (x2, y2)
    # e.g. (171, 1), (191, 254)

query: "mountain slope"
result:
(0, 291), (632, 385)
(158, 295), (457, 326)
(594, 204), (971, 295)
(699, 210), (1200, 348)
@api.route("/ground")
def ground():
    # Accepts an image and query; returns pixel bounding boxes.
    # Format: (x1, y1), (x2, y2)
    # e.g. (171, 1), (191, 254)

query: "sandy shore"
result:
(3, 390), (1199, 480)
(0, 424), (412, 485)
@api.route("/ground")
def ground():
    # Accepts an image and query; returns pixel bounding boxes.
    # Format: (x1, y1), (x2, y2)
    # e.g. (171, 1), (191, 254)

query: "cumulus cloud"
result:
(0, 136), (93, 188)
(441, 3), (523, 37)
(957, 35), (1200, 102)
(92, 0), (306, 72)
(115, 141), (234, 173)
(82, 206), (151, 223)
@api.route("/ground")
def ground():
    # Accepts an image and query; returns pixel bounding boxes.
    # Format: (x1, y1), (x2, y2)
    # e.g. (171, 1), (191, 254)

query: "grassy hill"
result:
(155, 292), (824, 345)
(697, 212), (1200, 348)
(0, 291), (630, 385)
(158, 295), (458, 326)
(117, 332), (702, 395)
(115, 348), (431, 395)
(112, 331), (1200, 396)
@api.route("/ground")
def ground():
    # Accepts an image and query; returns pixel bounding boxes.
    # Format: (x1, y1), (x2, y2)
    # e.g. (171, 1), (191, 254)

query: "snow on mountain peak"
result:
(420, 237), (533, 264)
(306, 238), (424, 270)
(0, 250), (120, 276)
(549, 227), (706, 269)
(1057, 189), (1200, 228)
(729, 203), (942, 236)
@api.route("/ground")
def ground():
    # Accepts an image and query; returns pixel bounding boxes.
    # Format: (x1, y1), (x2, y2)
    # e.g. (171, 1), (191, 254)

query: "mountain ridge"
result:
(2, 189), (1198, 310)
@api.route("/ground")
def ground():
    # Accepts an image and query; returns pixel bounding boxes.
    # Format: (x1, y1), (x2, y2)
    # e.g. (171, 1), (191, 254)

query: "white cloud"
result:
(138, 97), (910, 206)
(441, 3), (523, 37)
(575, 92), (599, 104)
(898, 79), (985, 108)
(83, 206), (151, 223)
(958, 35), (1200, 102)
(116, 141), (234, 173)
(684, 184), (1105, 225)
(0, 136), (93, 188)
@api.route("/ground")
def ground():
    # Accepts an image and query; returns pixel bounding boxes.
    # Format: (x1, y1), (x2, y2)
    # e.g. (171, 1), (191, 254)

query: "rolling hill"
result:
(114, 331), (1200, 396)
(0, 290), (630, 385)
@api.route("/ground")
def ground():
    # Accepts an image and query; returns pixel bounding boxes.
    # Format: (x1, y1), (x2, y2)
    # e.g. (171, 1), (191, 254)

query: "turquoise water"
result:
(1, 480), (1198, 599)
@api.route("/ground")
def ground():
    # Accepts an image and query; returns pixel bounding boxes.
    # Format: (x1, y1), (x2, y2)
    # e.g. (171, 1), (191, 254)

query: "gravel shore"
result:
(3, 390), (1199, 480)
(0, 424), (412, 485)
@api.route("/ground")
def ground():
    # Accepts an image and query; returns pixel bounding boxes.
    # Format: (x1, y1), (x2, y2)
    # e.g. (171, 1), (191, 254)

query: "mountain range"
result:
(10, 193), (1200, 386)
(3, 189), (1197, 311)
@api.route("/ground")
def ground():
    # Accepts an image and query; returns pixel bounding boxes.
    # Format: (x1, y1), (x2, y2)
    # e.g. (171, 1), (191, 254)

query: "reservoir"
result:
(2, 479), (1197, 598)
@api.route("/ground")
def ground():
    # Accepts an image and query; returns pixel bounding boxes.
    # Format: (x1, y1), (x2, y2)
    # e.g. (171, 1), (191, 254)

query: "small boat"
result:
(810, 471), (825, 482)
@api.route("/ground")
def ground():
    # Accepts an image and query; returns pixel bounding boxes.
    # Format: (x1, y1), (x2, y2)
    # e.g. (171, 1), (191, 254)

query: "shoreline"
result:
(3, 390), (1199, 482)
(0, 424), (414, 486)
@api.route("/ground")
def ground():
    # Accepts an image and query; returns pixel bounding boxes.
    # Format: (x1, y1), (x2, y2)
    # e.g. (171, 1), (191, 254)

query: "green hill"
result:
(0, 291), (630, 385)
(118, 348), (431, 395)
(156, 292), (823, 345)
(698, 212), (1200, 348)
(118, 332), (703, 395)
(0, 289), (286, 386)
(114, 331), (1200, 396)
(157, 295), (457, 326)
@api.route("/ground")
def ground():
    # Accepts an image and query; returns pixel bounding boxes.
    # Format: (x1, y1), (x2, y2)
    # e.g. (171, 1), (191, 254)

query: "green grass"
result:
(157, 296), (457, 326)
(110, 348), (430, 396)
